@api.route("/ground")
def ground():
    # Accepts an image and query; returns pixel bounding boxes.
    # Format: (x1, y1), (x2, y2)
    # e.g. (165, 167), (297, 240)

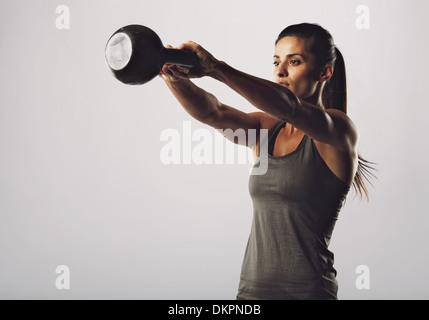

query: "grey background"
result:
(0, 0), (427, 299)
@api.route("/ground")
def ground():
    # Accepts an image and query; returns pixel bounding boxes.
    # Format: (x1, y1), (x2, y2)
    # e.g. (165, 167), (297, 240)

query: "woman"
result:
(159, 23), (375, 300)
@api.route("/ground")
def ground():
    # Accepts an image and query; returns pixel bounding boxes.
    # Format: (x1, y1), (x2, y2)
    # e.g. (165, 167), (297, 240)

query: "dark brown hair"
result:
(276, 23), (377, 200)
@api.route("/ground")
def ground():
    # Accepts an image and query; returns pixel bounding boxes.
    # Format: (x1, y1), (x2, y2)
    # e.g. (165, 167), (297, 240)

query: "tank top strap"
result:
(268, 121), (286, 156)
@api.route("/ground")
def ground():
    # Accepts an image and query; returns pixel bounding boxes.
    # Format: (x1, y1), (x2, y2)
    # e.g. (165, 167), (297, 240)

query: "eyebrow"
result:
(273, 53), (306, 60)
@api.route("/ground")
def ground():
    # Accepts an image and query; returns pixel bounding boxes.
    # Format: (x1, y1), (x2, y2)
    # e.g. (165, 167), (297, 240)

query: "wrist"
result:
(207, 60), (228, 81)
(164, 77), (193, 91)
(162, 74), (186, 85)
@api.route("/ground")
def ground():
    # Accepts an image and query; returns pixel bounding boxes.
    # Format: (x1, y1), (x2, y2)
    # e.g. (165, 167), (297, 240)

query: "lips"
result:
(277, 82), (290, 88)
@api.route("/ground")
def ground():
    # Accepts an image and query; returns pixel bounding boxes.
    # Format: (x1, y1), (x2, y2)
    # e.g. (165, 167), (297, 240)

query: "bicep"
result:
(290, 102), (359, 151)
(200, 104), (265, 148)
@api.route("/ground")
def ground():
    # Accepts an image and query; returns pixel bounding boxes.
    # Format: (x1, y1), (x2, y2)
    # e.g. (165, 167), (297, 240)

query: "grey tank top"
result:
(237, 121), (350, 300)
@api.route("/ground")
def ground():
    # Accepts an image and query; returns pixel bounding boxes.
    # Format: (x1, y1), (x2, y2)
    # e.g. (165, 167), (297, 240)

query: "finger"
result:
(165, 65), (179, 77)
(164, 64), (182, 76)
(178, 41), (199, 52)
(161, 67), (179, 82)
(168, 65), (187, 79)
(159, 65), (177, 80)
(158, 64), (169, 77)
(161, 64), (171, 73)
(177, 65), (190, 74)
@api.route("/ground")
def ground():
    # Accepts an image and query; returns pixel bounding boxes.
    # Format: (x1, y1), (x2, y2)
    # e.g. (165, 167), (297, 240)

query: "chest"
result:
(268, 131), (354, 187)
(250, 139), (319, 202)
(271, 130), (306, 157)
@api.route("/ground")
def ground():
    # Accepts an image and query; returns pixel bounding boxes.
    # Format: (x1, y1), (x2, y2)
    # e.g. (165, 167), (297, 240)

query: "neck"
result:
(303, 82), (325, 108)
(284, 122), (300, 135)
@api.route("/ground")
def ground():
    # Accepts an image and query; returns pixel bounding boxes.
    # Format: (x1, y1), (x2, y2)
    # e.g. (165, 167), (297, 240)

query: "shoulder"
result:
(324, 108), (360, 151)
(247, 112), (283, 131)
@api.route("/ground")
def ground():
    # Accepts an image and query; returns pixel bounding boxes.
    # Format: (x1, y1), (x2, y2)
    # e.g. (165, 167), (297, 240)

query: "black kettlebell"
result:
(105, 25), (199, 85)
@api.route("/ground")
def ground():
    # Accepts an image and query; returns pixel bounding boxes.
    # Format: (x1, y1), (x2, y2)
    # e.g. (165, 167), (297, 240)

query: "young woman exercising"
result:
(159, 23), (375, 300)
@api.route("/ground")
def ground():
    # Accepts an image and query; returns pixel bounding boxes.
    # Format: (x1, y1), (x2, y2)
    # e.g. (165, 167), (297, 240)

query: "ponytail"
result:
(323, 47), (377, 201)
(322, 47), (347, 114)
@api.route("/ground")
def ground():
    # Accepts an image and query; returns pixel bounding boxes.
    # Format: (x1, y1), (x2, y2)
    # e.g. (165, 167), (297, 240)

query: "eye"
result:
(290, 60), (301, 66)
(273, 61), (280, 67)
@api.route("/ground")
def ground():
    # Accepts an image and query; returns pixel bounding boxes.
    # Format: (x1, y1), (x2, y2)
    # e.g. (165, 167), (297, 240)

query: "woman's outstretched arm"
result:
(159, 63), (264, 148)
(176, 41), (358, 152)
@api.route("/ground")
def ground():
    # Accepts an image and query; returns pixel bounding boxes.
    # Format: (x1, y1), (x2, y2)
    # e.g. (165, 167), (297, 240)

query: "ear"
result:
(319, 64), (333, 83)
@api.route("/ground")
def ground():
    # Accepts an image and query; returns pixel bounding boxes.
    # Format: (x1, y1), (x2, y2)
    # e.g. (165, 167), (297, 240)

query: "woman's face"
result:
(273, 36), (321, 101)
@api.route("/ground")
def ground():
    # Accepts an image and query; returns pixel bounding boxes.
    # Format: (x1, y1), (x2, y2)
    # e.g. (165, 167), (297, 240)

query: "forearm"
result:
(164, 78), (220, 122)
(209, 61), (299, 121)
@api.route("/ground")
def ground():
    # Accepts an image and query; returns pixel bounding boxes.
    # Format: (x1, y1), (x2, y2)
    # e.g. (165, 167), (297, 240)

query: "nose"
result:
(275, 61), (288, 79)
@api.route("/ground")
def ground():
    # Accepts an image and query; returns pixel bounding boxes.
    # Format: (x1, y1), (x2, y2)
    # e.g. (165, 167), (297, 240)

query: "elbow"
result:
(276, 88), (300, 122)
(199, 98), (222, 126)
